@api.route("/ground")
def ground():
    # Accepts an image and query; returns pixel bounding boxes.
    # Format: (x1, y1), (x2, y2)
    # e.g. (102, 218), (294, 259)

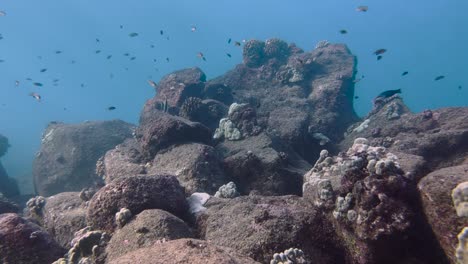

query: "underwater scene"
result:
(0, 0), (467, 263)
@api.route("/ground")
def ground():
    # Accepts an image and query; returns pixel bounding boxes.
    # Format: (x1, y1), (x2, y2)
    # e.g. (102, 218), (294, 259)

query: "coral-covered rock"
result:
(40, 192), (87, 249)
(33, 120), (134, 196)
(147, 143), (226, 194)
(141, 67), (206, 117)
(136, 111), (212, 159)
(179, 98), (228, 131)
(98, 138), (147, 184)
(243, 39), (266, 67)
(418, 165), (468, 263)
(264, 38), (289, 61)
(87, 175), (188, 233)
(197, 195), (345, 264)
(0, 213), (65, 264)
(106, 209), (194, 261)
(304, 138), (445, 263)
(203, 83), (233, 105)
(0, 160), (19, 197)
(217, 132), (310, 196)
(341, 101), (468, 172)
(111, 239), (261, 264)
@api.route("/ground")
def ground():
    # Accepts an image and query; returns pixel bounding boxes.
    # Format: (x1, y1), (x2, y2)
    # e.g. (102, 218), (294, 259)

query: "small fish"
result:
(130, 56), (136, 60)
(0, 34), (3, 40)
(376, 88), (401, 99)
(81, 83), (85, 87)
(124, 53), (130, 56)
(120, 25), (123, 29)
(40, 68), (47, 73)
(148, 80), (157, 89)
(55, 50), (62, 54)
(354, 96), (359, 99)
(95, 50), (101, 54)
(96, 38), (100, 43)
(191, 25), (197, 32)
(226, 53), (232, 58)
(129, 32), (138, 37)
(15, 80), (19, 86)
(339, 29), (347, 34)
(33, 82), (43, 87)
(71, 60), (76, 64)
(402, 71), (409, 76)
(37, 56), (42, 60)
(197, 52), (206, 61)
(53, 79), (59, 82)
(110, 73), (114, 79)
(228, 38), (232, 44)
(26, 78), (32, 81)
(108, 106), (116, 111)
(29, 92), (41, 102)
(150, 44), (155, 48)
(166, 57), (170, 62)
(63, 107), (67, 111)
(377, 55), (383, 61)
(107, 55), (112, 59)
(0, 11), (6, 16)
(153, 59), (157, 62)
(0, 59), (4, 63)
(356, 6), (368, 12)
(234, 41), (241, 46)
(434, 75), (445, 81)
(458, 85), (462, 90)
(160, 30), (164, 35)
(374, 49), (387, 55)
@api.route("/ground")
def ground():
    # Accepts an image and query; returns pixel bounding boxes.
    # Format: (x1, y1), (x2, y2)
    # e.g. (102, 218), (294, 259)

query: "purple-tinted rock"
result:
(33, 120), (134, 196)
(418, 165), (468, 263)
(86, 174), (188, 233)
(243, 40), (266, 67)
(203, 83), (233, 105)
(136, 111), (212, 159)
(0, 213), (65, 264)
(197, 195), (346, 264)
(106, 209), (194, 261)
(40, 192), (87, 249)
(97, 138), (147, 184)
(147, 143), (226, 194)
(111, 239), (261, 264)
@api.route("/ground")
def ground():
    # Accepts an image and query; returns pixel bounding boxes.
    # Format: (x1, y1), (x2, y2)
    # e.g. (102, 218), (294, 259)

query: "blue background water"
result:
(0, 0), (467, 192)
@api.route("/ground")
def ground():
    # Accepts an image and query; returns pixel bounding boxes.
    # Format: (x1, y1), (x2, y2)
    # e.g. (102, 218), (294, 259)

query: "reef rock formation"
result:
(418, 165), (468, 263)
(111, 238), (260, 264)
(0, 192), (19, 214)
(197, 195), (345, 264)
(86, 174), (188, 233)
(0, 213), (65, 264)
(33, 120), (134, 196)
(0, 160), (19, 197)
(106, 209), (194, 261)
(0, 133), (9, 157)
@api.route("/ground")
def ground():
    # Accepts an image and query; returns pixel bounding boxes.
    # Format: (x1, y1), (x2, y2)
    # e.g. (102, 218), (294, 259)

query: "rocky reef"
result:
(2, 38), (467, 264)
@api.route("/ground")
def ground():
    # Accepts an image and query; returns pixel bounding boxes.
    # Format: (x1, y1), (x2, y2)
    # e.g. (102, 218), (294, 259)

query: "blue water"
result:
(0, 0), (467, 190)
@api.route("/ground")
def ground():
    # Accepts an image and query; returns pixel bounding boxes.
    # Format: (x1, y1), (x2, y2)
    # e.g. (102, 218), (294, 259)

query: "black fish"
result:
(96, 50), (101, 54)
(166, 57), (170, 62)
(459, 85), (462, 90)
(354, 96), (359, 99)
(33, 82), (43, 87)
(107, 55), (112, 59)
(96, 38), (100, 43)
(108, 106), (116, 111)
(55, 50), (62, 54)
(377, 55), (382, 60)
(53, 79), (59, 82)
(339, 29), (347, 34)
(234, 41), (241, 46)
(153, 59), (157, 62)
(120, 25), (123, 29)
(71, 60), (76, 64)
(160, 30), (164, 35)
(130, 56), (136, 60)
(40, 68), (47, 73)
(376, 88), (401, 99)
(434, 75), (445, 81)
(228, 38), (232, 44)
(129, 32), (138, 37)
(374, 49), (387, 55)
(150, 44), (155, 48)
(0, 59), (4, 63)
(226, 53), (232, 58)
(81, 83), (85, 87)
(124, 53), (130, 56)
(402, 71), (409, 76)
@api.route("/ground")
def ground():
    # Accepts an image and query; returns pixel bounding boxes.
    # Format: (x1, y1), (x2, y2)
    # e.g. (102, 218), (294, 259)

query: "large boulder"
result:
(86, 174), (188, 233)
(216, 132), (310, 196)
(340, 99), (468, 172)
(97, 138), (147, 184)
(35, 192), (87, 249)
(0, 213), (65, 264)
(148, 143), (227, 194)
(197, 195), (346, 264)
(111, 239), (260, 264)
(33, 120), (134, 196)
(136, 111), (212, 159)
(106, 209), (194, 261)
(418, 165), (468, 263)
